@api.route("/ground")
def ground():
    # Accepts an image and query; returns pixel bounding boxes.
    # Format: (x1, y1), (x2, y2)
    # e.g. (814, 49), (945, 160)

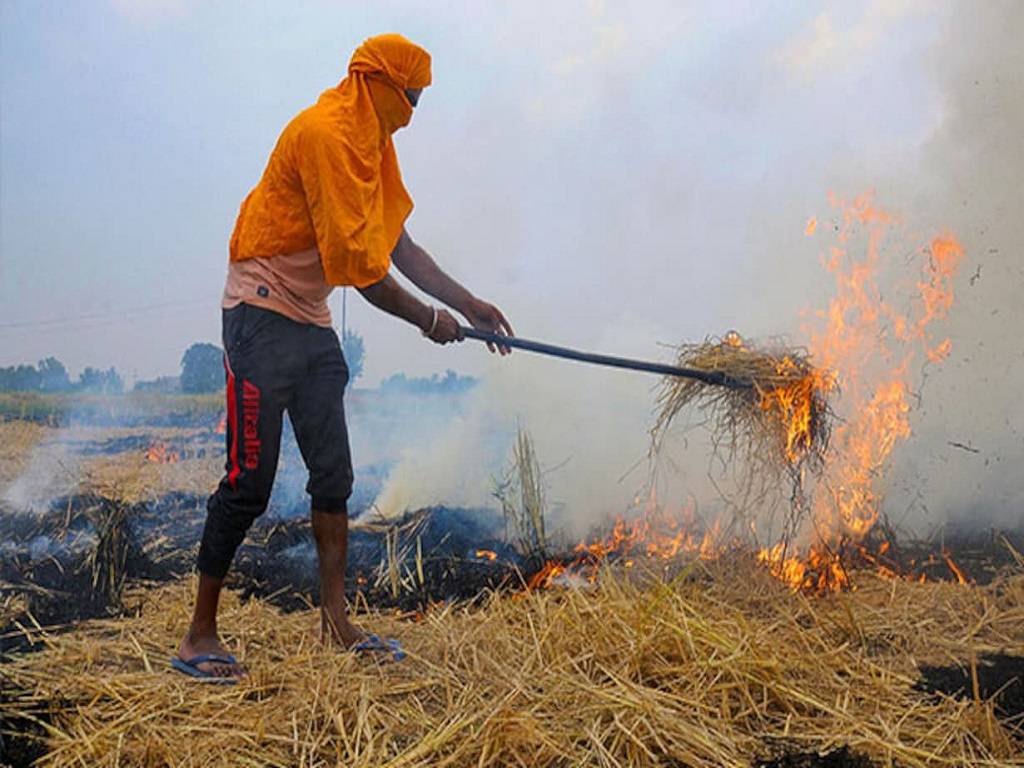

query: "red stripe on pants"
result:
(224, 354), (241, 489)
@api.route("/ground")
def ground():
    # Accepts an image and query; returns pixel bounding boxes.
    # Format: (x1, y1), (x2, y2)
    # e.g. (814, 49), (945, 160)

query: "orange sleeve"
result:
(295, 122), (391, 288)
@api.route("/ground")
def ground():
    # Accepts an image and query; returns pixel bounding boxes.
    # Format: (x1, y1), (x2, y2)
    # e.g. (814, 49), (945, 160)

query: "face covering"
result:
(366, 76), (413, 136)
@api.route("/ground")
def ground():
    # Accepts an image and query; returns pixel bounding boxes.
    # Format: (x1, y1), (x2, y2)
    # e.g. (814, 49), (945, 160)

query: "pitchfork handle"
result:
(459, 327), (752, 390)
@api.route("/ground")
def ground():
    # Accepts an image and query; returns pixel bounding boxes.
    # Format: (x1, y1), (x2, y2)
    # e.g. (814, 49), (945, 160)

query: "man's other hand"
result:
(462, 298), (514, 355)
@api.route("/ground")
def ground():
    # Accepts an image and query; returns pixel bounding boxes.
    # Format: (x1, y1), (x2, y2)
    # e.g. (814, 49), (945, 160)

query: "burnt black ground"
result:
(0, 494), (520, 652)
(754, 745), (876, 767)
(916, 653), (1024, 722)
(3, 490), (1022, 637)
(0, 708), (48, 768)
(842, 526), (1024, 586)
(229, 505), (525, 613)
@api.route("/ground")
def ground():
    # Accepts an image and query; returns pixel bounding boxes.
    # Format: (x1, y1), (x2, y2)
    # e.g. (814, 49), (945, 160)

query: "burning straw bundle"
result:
(652, 332), (832, 490)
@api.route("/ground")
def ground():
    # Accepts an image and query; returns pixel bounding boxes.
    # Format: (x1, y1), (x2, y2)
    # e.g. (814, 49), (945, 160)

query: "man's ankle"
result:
(321, 610), (361, 645)
(185, 623), (218, 644)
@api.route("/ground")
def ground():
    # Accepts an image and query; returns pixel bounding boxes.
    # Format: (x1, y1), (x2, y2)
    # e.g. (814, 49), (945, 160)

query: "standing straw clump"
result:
(651, 332), (833, 483)
(493, 427), (548, 559)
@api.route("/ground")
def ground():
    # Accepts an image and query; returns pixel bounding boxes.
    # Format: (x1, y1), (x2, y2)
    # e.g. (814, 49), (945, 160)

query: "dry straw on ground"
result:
(0, 421), (49, 484)
(0, 422), (222, 509)
(3, 562), (1021, 767)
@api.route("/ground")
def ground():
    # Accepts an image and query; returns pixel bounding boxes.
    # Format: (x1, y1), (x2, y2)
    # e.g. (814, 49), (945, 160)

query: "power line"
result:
(0, 298), (213, 332)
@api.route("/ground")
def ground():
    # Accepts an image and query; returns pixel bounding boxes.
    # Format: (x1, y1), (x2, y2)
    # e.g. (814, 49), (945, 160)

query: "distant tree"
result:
(341, 330), (365, 383)
(180, 343), (224, 394)
(133, 375), (181, 394)
(78, 366), (123, 394)
(38, 357), (72, 392)
(78, 367), (100, 392)
(0, 358), (123, 393)
(379, 369), (478, 396)
(0, 363), (41, 391)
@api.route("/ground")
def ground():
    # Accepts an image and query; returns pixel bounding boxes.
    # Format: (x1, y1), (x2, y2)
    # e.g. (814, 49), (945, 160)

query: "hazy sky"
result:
(0, 1), (963, 384)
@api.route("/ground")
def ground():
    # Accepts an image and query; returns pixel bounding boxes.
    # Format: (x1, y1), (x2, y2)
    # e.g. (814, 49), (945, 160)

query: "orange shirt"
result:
(222, 248), (332, 327)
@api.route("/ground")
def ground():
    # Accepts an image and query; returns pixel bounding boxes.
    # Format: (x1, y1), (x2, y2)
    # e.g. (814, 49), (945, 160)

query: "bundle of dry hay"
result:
(650, 333), (833, 539)
(653, 332), (832, 473)
(2, 563), (1021, 767)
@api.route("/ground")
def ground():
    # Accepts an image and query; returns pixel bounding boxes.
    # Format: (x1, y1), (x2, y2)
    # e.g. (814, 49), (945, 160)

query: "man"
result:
(173, 34), (513, 681)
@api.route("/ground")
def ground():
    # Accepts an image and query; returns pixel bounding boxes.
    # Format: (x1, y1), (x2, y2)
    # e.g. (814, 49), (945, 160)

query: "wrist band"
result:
(421, 306), (439, 337)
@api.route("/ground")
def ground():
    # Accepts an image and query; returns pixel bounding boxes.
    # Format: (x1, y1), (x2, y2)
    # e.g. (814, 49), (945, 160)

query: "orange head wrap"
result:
(349, 34), (432, 135)
(349, 33), (432, 90)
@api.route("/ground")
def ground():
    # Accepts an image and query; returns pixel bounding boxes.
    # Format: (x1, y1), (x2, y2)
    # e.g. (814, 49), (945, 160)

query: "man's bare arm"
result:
(391, 229), (474, 311)
(358, 273), (462, 344)
(391, 229), (514, 353)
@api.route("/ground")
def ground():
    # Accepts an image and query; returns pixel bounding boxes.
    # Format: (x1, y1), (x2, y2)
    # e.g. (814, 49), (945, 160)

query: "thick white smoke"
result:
(880, 0), (1024, 529)
(372, 1), (1024, 537)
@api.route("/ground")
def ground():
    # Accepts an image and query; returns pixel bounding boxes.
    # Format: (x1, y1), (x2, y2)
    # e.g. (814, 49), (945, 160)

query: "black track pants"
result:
(196, 303), (352, 580)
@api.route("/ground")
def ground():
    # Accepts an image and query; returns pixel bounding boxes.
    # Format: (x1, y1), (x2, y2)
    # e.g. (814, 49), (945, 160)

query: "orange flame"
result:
(806, 195), (963, 547)
(719, 331), (832, 467)
(757, 543), (852, 593)
(475, 549), (498, 561)
(528, 500), (726, 590)
(526, 195), (965, 596)
(527, 561), (566, 590)
(943, 550), (969, 585)
(756, 193), (965, 591)
(145, 441), (180, 464)
(759, 357), (832, 465)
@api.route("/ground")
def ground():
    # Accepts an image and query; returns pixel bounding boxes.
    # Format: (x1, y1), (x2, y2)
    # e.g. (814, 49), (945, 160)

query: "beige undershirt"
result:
(222, 248), (333, 327)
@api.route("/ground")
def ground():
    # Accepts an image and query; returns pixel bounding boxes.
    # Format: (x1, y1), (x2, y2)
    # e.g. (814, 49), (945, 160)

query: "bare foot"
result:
(177, 629), (247, 679)
(320, 608), (366, 648)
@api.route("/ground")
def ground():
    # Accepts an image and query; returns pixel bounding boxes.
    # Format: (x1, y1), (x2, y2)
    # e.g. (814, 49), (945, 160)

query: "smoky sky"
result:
(3, 0), (948, 383)
(2, 1), (1021, 530)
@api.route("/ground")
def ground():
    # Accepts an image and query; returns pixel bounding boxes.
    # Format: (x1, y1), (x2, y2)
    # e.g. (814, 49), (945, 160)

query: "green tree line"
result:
(0, 331), (368, 395)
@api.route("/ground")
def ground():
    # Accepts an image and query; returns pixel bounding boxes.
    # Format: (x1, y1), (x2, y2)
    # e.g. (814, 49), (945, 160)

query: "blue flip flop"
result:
(353, 634), (406, 662)
(170, 653), (242, 684)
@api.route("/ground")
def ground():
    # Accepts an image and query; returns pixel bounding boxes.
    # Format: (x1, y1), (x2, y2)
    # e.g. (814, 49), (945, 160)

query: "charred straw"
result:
(80, 498), (131, 610)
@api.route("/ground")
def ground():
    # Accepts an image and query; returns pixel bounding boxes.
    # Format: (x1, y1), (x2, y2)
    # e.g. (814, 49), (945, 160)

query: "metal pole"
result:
(459, 326), (753, 389)
(341, 287), (348, 339)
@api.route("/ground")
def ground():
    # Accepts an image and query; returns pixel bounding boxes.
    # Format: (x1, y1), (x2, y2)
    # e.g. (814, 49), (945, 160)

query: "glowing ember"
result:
(527, 561), (566, 590)
(145, 441), (180, 464)
(723, 330), (744, 348)
(475, 549), (498, 561)
(943, 551), (969, 585)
